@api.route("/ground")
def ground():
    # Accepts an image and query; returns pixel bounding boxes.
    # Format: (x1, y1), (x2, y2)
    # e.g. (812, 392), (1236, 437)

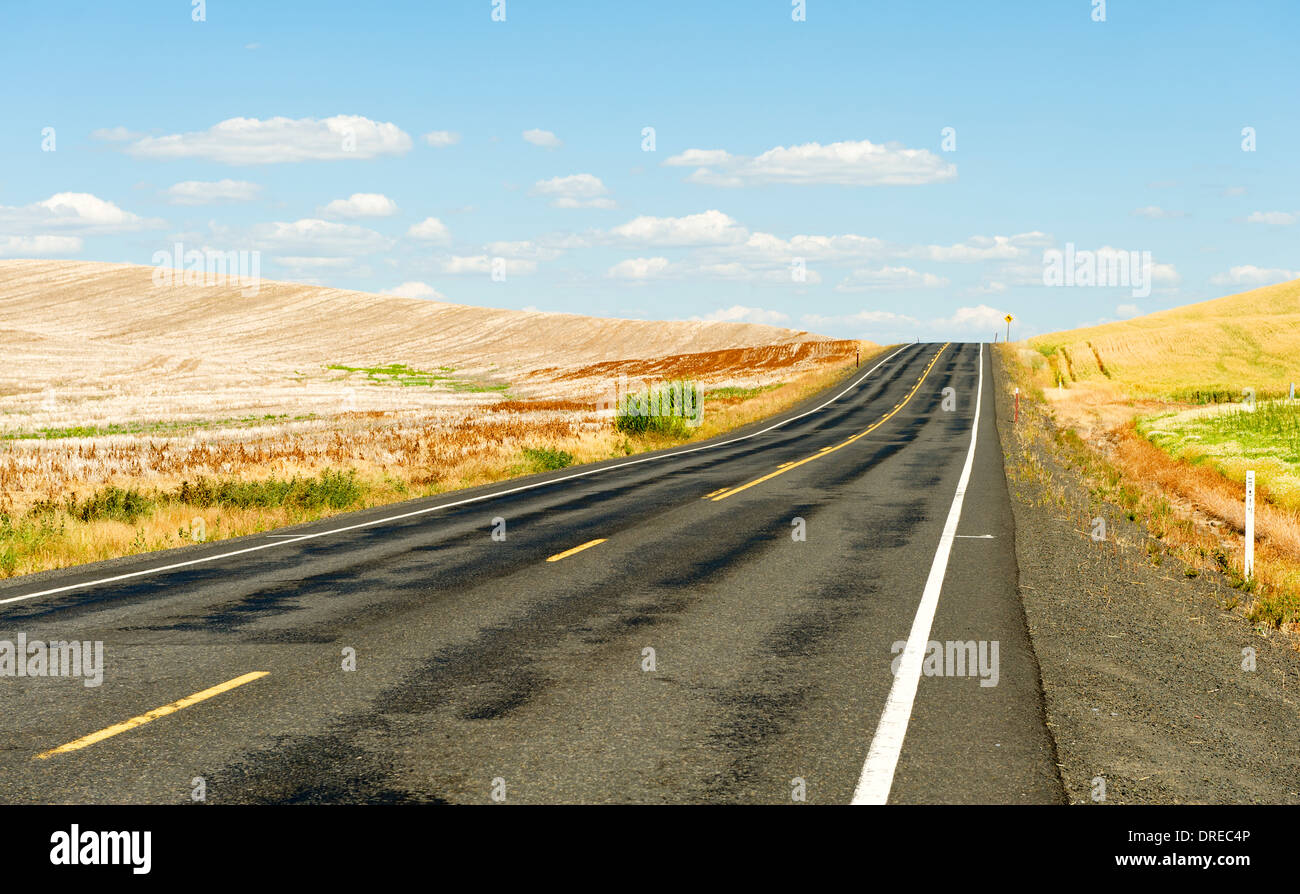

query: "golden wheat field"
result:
(0, 260), (869, 577)
(1026, 277), (1300, 398)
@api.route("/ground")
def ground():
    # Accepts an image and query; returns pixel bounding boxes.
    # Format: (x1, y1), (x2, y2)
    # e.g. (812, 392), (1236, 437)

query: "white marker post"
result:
(1244, 471), (1255, 580)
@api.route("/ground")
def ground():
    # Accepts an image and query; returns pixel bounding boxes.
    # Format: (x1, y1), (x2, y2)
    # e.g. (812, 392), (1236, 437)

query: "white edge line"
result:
(851, 341), (984, 805)
(0, 344), (914, 607)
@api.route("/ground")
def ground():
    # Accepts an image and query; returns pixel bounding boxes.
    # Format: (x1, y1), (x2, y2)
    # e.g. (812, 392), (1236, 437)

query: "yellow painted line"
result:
(703, 487), (727, 498)
(546, 538), (607, 562)
(711, 345), (949, 502)
(35, 671), (269, 760)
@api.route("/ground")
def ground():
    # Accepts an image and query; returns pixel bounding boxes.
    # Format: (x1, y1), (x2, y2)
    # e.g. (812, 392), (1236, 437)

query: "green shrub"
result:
(67, 486), (155, 523)
(522, 447), (574, 471)
(173, 470), (363, 511)
(615, 379), (701, 437)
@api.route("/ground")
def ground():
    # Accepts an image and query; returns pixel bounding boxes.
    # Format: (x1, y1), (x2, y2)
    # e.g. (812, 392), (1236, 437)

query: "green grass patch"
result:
(0, 513), (66, 577)
(327, 362), (510, 394)
(2, 414), (297, 441)
(519, 446), (575, 472)
(705, 384), (783, 401)
(1140, 400), (1300, 510)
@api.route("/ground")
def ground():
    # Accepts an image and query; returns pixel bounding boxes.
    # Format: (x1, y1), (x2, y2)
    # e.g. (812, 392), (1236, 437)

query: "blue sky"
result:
(2, 0), (1297, 342)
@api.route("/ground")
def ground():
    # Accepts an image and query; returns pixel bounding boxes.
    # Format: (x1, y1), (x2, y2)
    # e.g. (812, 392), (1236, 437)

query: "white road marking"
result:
(852, 342), (984, 805)
(955, 534), (995, 539)
(0, 345), (913, 608)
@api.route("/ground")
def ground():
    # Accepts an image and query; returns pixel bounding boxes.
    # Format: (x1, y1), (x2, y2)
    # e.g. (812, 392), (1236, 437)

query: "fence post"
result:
(1245, 470), (1255, 580)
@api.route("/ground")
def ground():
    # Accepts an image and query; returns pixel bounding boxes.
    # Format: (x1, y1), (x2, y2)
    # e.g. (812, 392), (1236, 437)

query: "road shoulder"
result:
(994, 350), (1300, 804)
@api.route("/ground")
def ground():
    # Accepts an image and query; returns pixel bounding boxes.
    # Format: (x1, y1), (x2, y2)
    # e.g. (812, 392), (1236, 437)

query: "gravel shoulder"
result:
(993, 351), (1300, 804)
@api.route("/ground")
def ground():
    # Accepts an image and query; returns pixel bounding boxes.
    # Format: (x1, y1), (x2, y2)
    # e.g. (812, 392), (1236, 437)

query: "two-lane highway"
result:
(0, 342), (1064, 804)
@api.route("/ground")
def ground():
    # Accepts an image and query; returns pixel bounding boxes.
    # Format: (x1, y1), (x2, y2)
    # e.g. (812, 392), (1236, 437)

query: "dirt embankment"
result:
(995, 350), (1300, 804)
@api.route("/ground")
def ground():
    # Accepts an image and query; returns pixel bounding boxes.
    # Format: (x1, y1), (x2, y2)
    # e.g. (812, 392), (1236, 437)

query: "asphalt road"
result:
(0, 342), (1065, 804)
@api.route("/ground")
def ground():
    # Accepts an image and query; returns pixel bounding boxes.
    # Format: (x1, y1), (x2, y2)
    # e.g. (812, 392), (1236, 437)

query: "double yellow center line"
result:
(708, 344), (949, 501)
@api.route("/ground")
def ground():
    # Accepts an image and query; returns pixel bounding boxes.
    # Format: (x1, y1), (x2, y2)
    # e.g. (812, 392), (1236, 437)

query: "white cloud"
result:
(701, 228), (1044, 268)
(124, 115), (412, 164)
(0, 235), (84, 257)
(381, 281), (447, 300)
(522, 128), (562, 149)
(235, 218), (392, 256)
(423, 130), (461, 148)
(1133, 205), (1187, 219)
(1116, 303), (1142, 319)
(321, 193), (399, 218)
(441, 256), (537, 275)
(835, 265), (949, 292)
(1210, 265), (1300, 287)
(164, 179), (261, 205)
(1246, 211), (1297, 225)
(35, 193), (146, 228)
(531, 173), (614, 209)
(696, 262), (823, 285)
(801, 310), (920, 331)
(607, 257), (672, 280)
(693, 305), (791, 325)
(1088, 246), (1181, 286)
(611, 210), (747, 246)
(485, 240), (565, 262)
(936, 304), (1009, 330)
(901, 232), (1049, 263)
(1151, 261), (1181, 285)
(664, 138), (956, 187)
(407, 217), (451, 242)
(718, 231), (886, 267)
(0, 192), (161, 234)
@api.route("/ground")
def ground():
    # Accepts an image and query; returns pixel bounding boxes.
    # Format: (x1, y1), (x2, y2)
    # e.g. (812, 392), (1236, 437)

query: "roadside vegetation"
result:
(614, 379), (701, 438)
(1003, 277), (1300, 636)
(1138, 400), (1300, 511)
(0, 345), (876, 579)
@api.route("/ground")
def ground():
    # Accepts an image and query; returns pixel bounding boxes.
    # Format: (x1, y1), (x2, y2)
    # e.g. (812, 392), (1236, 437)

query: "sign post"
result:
(1004, 313), (1014, 343)
(1245, 470), (1255, 580)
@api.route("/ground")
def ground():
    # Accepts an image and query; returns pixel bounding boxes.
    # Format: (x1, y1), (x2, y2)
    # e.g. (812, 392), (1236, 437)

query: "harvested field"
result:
(0, 260), (871, 576)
